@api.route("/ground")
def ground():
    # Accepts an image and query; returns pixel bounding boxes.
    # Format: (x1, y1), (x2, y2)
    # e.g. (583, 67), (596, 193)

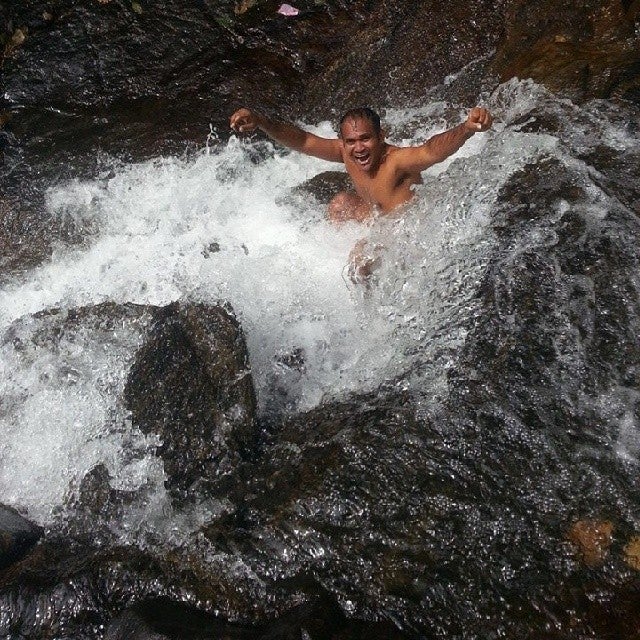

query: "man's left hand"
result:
(465, 107), (493, 132)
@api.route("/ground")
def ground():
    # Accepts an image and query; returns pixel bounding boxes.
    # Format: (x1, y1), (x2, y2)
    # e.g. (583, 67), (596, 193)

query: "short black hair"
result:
(339, 107), (382, 136)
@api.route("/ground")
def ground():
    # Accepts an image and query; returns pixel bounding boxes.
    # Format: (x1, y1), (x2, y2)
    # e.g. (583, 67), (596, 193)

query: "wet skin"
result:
(334, 117), (423, 221)
(229, 106), (492, 222)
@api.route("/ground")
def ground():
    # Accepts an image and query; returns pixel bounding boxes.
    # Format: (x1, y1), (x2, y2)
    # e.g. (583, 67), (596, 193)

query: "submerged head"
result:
(339, 107), (386, 173)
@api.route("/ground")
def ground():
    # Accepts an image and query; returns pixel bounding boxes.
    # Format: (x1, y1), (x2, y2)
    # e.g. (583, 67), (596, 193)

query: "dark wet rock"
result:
(507, 97), (640, 216)
(0, 504), (43, 571)
(0, 537), (249, 638)
(460, 154), (640, 405)
(61, 464), (143, 545)
(105, 598), (257, 640)
(278, 170), (353, 209)
(579, 144), (640, 215)
(3, 300), (256, 504)
(124, 301), (257, 496)
(301, 0), (507, 118)
(291, 170), (353, 204)
(0, 529), (330, 636)
(75, 464), (128, 518)
(201, 391), (448, 626)
(0, 194), (87, 284)
(105, 593), (360, 640)
(0, 536), (412, 640)
(492, 0), (640, 103)
(0, 0), (370, 164)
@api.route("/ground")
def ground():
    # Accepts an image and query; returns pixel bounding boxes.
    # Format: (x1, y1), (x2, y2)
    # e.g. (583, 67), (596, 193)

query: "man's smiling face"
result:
(340, 117), (386, 174)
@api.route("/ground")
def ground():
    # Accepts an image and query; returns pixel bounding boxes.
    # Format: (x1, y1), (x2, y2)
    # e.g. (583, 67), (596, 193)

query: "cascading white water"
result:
(1, 79), (636, 530)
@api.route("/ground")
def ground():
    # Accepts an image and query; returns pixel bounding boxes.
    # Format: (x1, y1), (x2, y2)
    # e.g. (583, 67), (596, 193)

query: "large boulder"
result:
(301, 0), (507, 118)
(0, 300), (257, 515)
(492, 0), (640, 103)
(124, 301), (257, 495)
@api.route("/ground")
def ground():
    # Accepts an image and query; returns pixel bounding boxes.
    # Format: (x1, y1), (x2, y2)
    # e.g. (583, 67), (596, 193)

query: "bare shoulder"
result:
(385, 144), (434, 174)
(384, 145), (407, 167)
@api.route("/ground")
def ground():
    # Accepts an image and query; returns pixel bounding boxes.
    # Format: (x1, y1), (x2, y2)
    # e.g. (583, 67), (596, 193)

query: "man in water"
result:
(229, 105), (493, 222)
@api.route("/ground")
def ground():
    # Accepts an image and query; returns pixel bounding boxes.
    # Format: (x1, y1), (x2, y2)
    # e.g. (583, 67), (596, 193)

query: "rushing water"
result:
(1, 77), (640, 637)
(0, 99), (497, 521)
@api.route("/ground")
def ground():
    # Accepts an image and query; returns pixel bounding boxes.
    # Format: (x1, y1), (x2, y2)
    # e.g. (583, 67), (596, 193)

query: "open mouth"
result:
(354, 153), (371, 168)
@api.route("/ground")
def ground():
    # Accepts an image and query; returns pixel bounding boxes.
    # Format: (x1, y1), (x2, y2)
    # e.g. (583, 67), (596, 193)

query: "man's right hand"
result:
(230, 108), (262, 133)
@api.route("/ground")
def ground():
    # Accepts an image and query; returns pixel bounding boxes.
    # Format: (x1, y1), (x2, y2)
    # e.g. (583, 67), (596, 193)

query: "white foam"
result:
(4, 78), (625, 525)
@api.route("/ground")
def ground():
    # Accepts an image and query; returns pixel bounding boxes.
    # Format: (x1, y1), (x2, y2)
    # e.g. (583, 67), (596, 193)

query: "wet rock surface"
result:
(0, 0), (369, 175)
(280, 170), (353, 208)
(301, 0), (508, 118)
(0, 533), (413, 639)
(105, 593), (410, 639)
(0, 298), (257, 506)
(492, 0), (640, 103)
(124, 301), (257, 496)
(0, 504), (43, 571)
(2, 2), (640, 639)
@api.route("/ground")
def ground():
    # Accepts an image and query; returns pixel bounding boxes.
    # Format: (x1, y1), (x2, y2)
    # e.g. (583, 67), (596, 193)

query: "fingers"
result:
(229, 114), (246, 132)
(229, 108), (255, 133)
(468, 107), (493, 132)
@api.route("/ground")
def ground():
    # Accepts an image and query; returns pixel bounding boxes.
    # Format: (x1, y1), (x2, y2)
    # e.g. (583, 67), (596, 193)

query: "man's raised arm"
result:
(230, 108), (342, 163)
(395, 107), (493, 173)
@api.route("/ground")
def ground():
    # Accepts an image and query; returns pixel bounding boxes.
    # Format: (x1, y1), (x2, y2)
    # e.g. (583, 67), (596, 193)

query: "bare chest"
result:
(346, 163), (397, 206)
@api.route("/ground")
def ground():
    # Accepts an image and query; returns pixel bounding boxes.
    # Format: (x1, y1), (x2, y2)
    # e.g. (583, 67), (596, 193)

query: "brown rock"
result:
(285, 170), (353, 205)
(567, 519), (614, 566)
(492, 0), (640, 102)
(623, 536), (640, 571)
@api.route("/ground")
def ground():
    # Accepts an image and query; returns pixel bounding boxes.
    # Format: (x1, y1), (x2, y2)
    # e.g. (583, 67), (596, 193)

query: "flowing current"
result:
(0, 103), (470, 520)
(1, 74), (639, 575)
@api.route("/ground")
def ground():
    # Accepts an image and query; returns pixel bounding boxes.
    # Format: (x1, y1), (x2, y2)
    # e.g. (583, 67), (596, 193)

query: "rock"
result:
(105, 591), (410, 639)
(291, 170), (353, 204)
(301, 0), (506, 117)
(0, 537), (244, 638)
(124, 301), (258, 496)
(279, 170), (353, 208)
(0, 195), (85, 284)
(578, 144), (640, 215)
(492, 0), (640, 103)
(567, 520), (614, 566)
(0, 0), (370, 164)
(623, 536), (640, 571)
(1, 536), (411, 639)
(105, 598), (256, 639)
(62, 464), (142, 543)
(0, 504), (43, 570)
(1, 300), (256, 511)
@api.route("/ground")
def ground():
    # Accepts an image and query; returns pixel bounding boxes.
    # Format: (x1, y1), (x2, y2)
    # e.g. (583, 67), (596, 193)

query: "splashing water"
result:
(1, 78), (637, 532)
